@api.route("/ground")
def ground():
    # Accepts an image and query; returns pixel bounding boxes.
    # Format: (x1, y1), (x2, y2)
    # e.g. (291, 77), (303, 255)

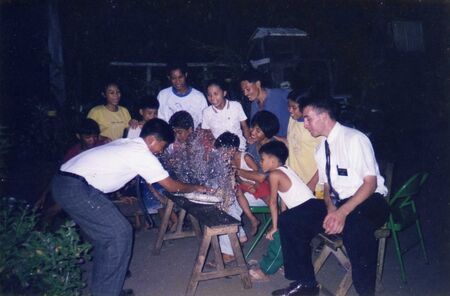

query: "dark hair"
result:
(250, 110), (280, 138)
(259, 141), (289, 164)
(206, 79), (227, 92)
(140, 118), (175, 144)
(240, 69), (263, 84)
(287, 88), (311, 109)
(214, 132), (240, 149)
(139, 95), (159, 110)
(300, 96), (338, 120)
(102, 81), (120, 94)
(78, 118), (100, 135)
(169, 110), (194, 130)
(167, 62), (188, 76)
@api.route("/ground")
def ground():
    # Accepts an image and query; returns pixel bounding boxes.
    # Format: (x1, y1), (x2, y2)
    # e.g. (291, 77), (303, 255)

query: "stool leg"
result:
(186, 229), (212, 296)
(152, 199), (174, 255)
(229, 233), (252, 289)
(313, 245), (332, 274)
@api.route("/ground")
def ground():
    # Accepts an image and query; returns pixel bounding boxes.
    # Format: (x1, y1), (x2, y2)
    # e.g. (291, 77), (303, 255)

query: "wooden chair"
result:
(313, 161), (393, 296)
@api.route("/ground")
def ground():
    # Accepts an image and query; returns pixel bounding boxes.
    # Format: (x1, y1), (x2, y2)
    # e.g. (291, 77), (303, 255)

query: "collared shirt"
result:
(250, 88), (290, 137)
(202, 100), (248, 150)
(157, 86), (208, 129)
(314, 122), (387, 199)
(61, 137), (169, 193)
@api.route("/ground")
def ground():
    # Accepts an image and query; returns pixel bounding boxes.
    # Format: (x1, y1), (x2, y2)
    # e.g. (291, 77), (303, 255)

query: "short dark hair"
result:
(259, 141), (289, 164)
(139, 95), (159, 110)
(140, 118), (175, 144)
(240, 69), (263, 84)
(167, 61), (188, 76)
(214, 132), (240, 149)
(287, 88), (311, 109)
(250, 111), (280, 138)
(206, 79), (227, 92)
(78, 118), (100, 135)
(169, 111), (194, 130)
(102, 81), (120, 94)
(301, 96), (338, 120)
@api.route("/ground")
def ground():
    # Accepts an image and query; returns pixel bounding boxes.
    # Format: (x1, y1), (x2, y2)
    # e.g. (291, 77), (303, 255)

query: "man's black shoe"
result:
(119, 289), (134, 296)
(271, 282), (319, 296)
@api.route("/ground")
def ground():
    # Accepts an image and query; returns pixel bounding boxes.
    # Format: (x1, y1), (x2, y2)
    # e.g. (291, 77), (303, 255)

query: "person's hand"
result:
(323, 209), (347, 234)
(265, 227), (277, 240)
(129, 119), (139, 129)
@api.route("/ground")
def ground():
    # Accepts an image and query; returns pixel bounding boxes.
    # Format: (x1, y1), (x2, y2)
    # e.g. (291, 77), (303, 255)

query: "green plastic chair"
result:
(388, 172), (429, 283)
(244, 206), (272, 259)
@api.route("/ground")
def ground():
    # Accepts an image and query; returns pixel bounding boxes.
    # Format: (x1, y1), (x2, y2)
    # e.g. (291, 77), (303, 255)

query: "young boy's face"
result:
(260, 152), (279, 173)
(80, 134), (98, 149)
(140, 108), (158, 122)
(250, 124), (267, 143)
(173, 127), (192, 143)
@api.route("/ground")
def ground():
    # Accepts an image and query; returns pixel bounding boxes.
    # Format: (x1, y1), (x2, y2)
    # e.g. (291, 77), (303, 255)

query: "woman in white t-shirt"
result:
(201, 80), (250, 150)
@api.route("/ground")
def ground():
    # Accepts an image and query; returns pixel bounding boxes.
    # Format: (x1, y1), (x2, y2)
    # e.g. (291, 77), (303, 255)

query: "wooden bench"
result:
(153, 193), (251, 296)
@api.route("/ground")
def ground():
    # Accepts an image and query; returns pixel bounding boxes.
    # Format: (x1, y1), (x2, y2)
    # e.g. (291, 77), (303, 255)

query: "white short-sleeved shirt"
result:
(157, 86), (208, 129)
(61, 138), (169, 193)
(276, 166), (315, 209)
(201, 100), (247, 150)
(314, 122), (387, 199)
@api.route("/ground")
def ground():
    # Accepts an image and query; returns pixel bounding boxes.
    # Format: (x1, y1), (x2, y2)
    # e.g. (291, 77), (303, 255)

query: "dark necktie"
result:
(325, 140), (340, 205)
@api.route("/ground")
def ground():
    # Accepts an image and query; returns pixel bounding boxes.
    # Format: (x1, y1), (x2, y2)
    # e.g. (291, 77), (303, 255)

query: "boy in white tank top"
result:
(249, 140), (315, 282)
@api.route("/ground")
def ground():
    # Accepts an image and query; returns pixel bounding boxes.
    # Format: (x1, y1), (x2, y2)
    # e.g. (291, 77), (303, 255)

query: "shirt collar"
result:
(326, 121), (341, 144)
(171, 86), (192, 97)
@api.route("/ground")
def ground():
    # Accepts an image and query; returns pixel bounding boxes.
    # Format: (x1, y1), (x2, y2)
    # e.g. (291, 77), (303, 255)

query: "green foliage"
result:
(0, 197), (91, 295)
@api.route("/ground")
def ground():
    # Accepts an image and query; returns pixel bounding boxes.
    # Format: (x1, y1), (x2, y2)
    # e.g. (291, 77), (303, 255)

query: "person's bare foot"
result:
(249, 268), (270, 282)
(250, 218), (261, 236)
(239, 234), (248, 244)
(168, 221), (178, 233)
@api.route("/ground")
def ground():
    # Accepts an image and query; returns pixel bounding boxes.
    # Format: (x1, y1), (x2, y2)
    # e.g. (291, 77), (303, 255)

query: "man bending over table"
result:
(272, 97), (389, 296)
(52, 119), (208, 296)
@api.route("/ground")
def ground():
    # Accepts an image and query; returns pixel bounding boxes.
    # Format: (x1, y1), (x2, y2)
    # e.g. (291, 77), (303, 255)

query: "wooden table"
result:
(153, 193), (252, 296)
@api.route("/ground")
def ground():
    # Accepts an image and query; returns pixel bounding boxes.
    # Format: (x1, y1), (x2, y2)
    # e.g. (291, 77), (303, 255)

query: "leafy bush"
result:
(0, 197), (91, 295)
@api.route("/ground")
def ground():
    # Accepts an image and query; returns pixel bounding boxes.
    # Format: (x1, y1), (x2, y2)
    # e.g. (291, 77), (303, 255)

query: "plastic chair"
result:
(244, 206), (271, 259)
(388, 172), (429, 283)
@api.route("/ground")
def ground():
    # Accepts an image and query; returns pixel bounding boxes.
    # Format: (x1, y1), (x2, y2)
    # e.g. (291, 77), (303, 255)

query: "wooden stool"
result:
(313, 234), (352, 296)
(154, 193), (251, 296)
(153, 199), (202, 255)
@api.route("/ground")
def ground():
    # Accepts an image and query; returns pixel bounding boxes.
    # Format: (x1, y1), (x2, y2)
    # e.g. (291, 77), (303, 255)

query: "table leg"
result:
(152, 199), (174, 255)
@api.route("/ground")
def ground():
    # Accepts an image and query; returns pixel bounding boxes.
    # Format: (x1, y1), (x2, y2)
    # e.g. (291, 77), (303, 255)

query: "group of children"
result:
(66, 64), (322, 284)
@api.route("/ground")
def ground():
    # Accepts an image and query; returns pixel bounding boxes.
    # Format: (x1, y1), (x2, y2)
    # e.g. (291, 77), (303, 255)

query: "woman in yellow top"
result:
(276, 89), (322, 192)
(87, 82), (132, 141)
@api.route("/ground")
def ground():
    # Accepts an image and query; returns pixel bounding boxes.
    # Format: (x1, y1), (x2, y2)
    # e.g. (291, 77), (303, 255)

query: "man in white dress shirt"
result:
(272, 97), (389, 296)
(52, 119), (208, 296)
(157, 62), (208, 129)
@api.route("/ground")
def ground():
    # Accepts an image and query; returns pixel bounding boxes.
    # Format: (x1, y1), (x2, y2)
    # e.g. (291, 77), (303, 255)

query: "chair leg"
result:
(391, 228), (407, 283)
(245, 217), (271, 260)
(415, 220), (429, 263)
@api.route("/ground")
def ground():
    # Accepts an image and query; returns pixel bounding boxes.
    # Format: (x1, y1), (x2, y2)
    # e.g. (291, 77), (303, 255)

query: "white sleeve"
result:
(236, 102), (247, 121)
(201, 108), (212, 130)
(157, 91), (170, 123)
(349, 134), (378, 178)
(197, 93), (208, 125)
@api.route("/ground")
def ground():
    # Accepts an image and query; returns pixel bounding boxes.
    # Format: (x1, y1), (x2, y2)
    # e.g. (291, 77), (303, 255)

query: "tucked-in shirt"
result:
(202, 100), (247, 150)
(314, 122), (387, 199)
(287, 117), (323, 184)
(157, 86), (208, 129)
(61, 138), (169, 193)
(87, 105), (131, 140)
(250, 88), (290, 137)
(276, 166), (315, 209)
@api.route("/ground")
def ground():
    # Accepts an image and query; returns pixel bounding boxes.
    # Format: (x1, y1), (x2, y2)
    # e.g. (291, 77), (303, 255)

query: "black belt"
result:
(58, 171), (87, 183)
(335, 192), (384, 207)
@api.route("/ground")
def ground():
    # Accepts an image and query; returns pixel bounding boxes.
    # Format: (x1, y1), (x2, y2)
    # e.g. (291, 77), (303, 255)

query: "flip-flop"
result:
(249, 269), (270, 282)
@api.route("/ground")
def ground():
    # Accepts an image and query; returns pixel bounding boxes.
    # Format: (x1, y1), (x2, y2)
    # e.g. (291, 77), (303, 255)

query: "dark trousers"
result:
(279, 195), (389, 295)
(51, 174), (132, 296)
